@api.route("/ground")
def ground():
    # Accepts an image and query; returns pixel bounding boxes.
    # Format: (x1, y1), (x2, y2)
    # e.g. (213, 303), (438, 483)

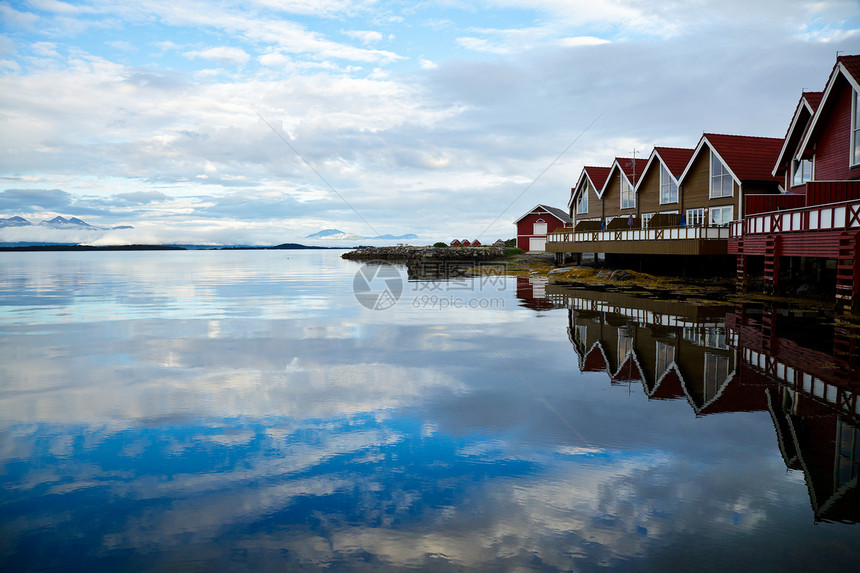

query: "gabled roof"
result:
(679, 133), (783, 185)
(597, 157), (648, 198)
(582, 341), (610, 373)
(514, 203), (572, 225)
(649, 365), (686, 400)
(583, 166), (611, 190)
(569, 165), (611, 208)
(796, 54), (860, 161)
(612, 350), (645, 383)
(636, 146), (694, 192)
(773, 91), (823, 176)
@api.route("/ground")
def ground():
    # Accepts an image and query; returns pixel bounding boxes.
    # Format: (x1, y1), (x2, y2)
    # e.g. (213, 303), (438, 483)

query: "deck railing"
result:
(547, 226), (729, 244)
(729, 198), (860, 238)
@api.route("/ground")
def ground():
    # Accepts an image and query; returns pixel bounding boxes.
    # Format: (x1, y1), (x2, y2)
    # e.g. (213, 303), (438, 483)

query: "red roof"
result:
(803, 91), (823, 112)
(615, 157), (649, 185)
(703, 133), (784, 182)
(837, 54), (860, 85)
(611, 353), (644, 383)
(650, 369), (685, 400)
(582, 344), (608, 372)
(583, 166), (611, 190)
(653, 147), (694, 177)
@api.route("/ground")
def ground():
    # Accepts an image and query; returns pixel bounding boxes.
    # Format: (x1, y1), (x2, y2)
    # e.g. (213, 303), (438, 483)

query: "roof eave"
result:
(796, 61), (860, 162)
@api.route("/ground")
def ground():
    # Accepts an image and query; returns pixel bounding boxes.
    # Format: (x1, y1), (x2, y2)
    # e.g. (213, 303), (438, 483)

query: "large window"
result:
(533, 218), (547, 234)
(709, 205), (733, 227)
(660, 164), (678, 204)
(686, 207), (705, 227)
(576, 189), (588, 214)
(792, 158), (812, 186)
(710, 151), (733, 198)
(853, 89), (860, 166)
(620, 178), (635, 209)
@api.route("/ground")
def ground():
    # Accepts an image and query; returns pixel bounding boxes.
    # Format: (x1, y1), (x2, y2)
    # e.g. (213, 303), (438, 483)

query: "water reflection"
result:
(2, 252), (860, 572)
(537, 283), (860, 524)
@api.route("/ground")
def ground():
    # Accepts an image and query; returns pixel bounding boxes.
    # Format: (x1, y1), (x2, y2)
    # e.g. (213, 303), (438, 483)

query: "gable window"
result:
(655, 340), (675, 378)
(791, 158), (812, 187)
(853, 90), (860, 166)
(533, 218), (547, 235)
(709, 205), (733, 227)
(710, 151), (733, 198)
(620, 178), (635, 209)
(686, 207), (705, 227)
(660, 164), (678, 204)
(704, 352), (729, 401)
(576, 189), (588, 215)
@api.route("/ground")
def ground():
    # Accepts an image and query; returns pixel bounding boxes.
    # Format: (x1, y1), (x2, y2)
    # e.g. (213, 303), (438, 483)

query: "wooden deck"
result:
(546, 227), (729, 255)
(731, 182), (860, 311)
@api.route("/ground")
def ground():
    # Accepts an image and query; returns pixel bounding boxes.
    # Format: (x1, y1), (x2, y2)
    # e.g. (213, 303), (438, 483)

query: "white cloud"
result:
(184, 46), (250, 66)
(343, 29), (384, 44)
(558, 35), (610, 47)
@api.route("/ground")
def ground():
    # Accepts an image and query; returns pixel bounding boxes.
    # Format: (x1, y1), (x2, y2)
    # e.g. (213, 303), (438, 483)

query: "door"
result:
(529, 237), (546, 252)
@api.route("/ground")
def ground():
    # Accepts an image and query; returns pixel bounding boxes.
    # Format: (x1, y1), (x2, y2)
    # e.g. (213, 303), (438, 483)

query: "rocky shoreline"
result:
(341, 245), (506, 261)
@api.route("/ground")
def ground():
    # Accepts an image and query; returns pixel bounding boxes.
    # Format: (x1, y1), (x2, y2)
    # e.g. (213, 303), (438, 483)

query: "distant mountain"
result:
(0, 216), (31, 228)
(306, 228), (345, 238)
(370, 233), (418, 240)
(41, 216), (92, 228)
(306, 228), (417, 241)
(0, 215), (133, 231)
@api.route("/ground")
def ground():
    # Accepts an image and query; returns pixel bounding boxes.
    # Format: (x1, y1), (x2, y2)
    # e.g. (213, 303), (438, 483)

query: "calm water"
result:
(1, 250), (859, 572)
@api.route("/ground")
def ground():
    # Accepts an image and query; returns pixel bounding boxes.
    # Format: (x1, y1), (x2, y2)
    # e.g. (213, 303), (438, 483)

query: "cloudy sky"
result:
(2, 0), (859, 246)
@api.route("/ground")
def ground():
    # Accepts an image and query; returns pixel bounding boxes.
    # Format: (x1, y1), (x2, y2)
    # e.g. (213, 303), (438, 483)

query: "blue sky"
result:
(2, 0), (860, 245)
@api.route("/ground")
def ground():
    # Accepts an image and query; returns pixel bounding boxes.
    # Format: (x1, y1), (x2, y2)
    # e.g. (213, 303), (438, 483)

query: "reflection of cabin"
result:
(559, 286), (860, 523)
(767, 386), (860, 523)
(515, 204), (572, 252)
(722, 304), (860, 522)
(554, 285), (745, 413)
(515, 276), (560, 311)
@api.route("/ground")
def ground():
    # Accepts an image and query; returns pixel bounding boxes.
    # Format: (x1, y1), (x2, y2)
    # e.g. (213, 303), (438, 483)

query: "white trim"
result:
(598, 158), (637, 200)
(852, 88), (860, 168)
(772, 94), (817, 177)
(796, 61), (860, 162)
(514, 204), (570, 225)
(679, 135), (742, 189)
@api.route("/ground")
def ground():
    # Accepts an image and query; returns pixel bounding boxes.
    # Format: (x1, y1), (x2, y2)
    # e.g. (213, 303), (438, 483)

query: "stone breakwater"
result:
(342, 246), (506, 261)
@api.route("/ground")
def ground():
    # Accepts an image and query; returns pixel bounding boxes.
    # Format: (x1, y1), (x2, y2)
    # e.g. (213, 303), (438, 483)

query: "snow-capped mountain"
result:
(0, 216), (132, 230)
(305, 228), (417, 241)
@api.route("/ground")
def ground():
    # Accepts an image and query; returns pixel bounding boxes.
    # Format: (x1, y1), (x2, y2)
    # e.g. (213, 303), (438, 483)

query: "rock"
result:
(610, 269), (633, 281)
(341, 245), (506, 262)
